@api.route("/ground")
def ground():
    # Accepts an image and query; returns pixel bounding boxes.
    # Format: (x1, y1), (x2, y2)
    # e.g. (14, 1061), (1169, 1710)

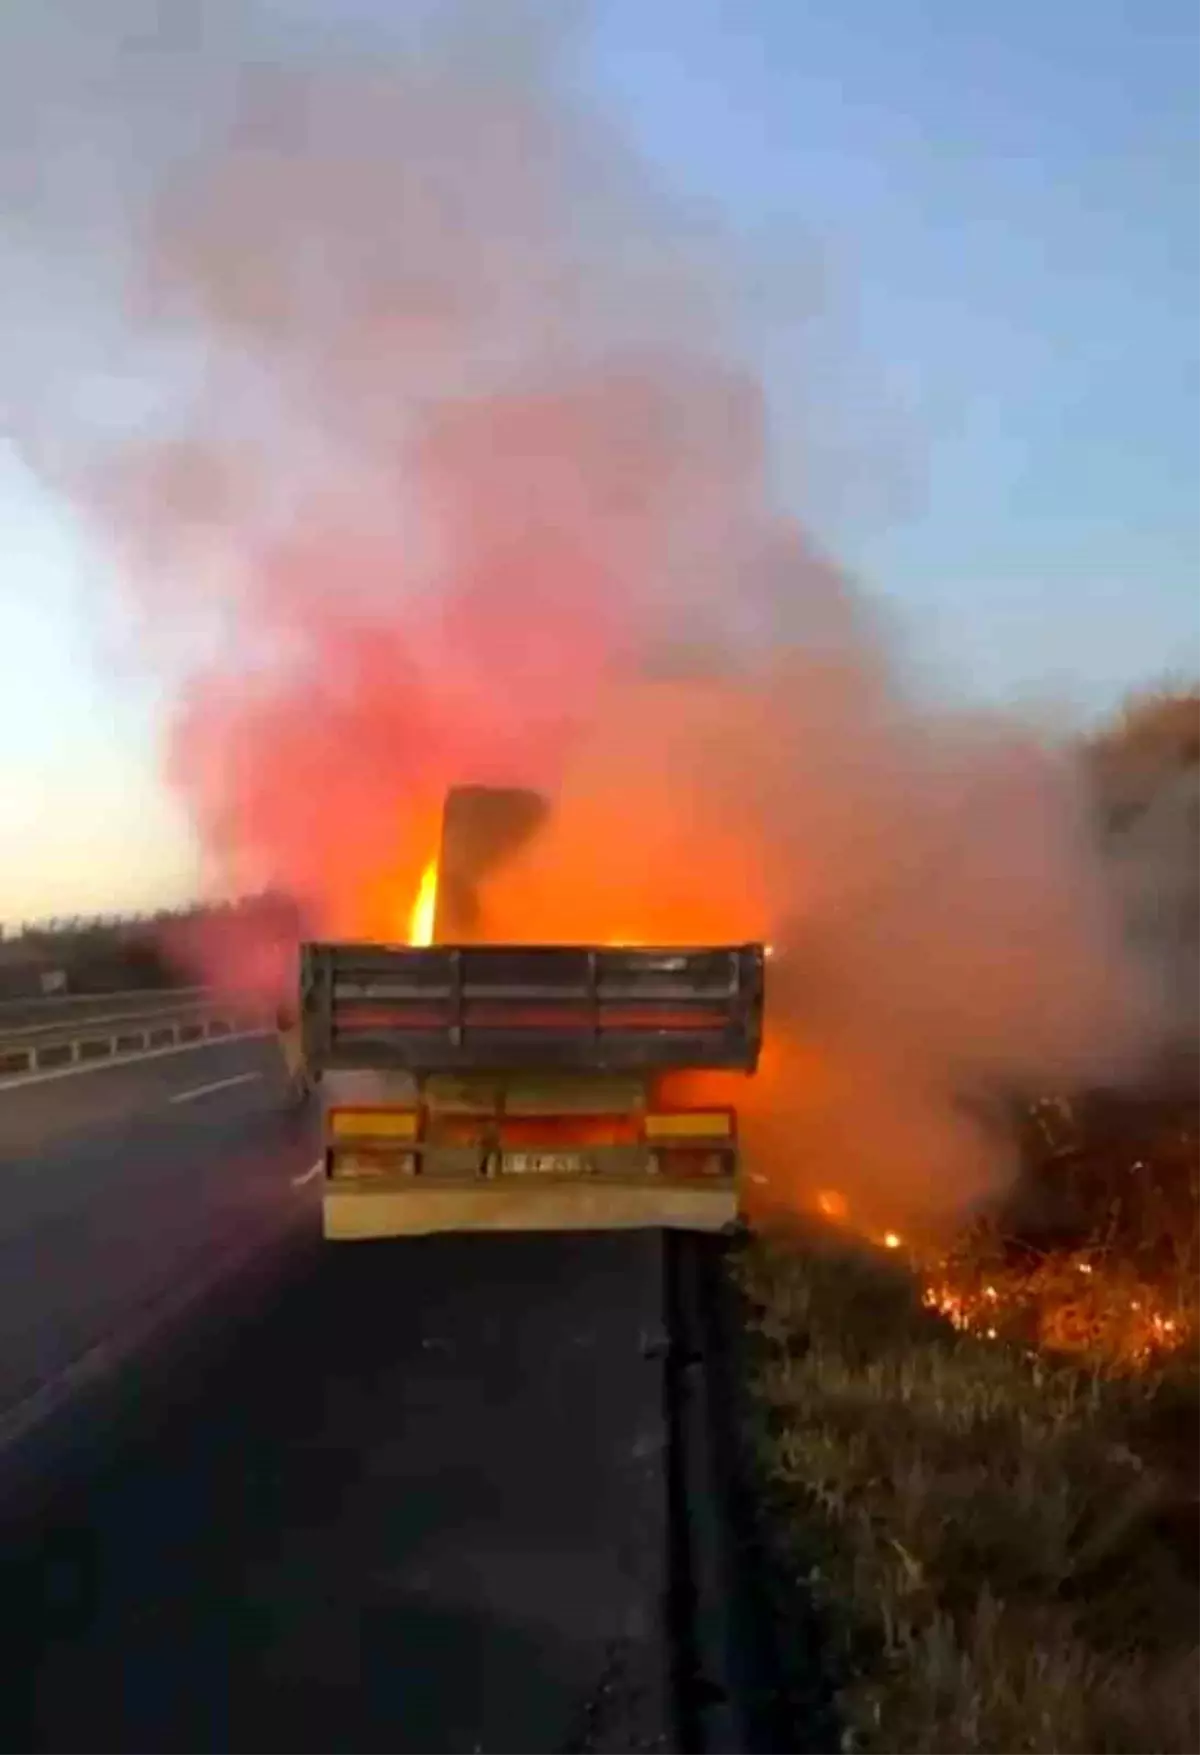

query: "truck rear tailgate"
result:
(301, 943), (765, 1074)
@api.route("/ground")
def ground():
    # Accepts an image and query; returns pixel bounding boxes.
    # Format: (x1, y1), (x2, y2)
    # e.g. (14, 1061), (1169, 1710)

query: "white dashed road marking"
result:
(170, 1071), (263, 1105)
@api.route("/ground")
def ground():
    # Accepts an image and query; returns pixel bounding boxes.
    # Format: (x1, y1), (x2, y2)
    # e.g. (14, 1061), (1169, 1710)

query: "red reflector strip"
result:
(336, 1007), (448, 1029)
(334, 1004), (732, 1031)
(497, 1113), (642, 1148)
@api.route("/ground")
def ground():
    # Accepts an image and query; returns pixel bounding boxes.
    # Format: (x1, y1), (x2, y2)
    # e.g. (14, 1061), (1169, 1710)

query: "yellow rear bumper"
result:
(322, 1177), (738, 1239)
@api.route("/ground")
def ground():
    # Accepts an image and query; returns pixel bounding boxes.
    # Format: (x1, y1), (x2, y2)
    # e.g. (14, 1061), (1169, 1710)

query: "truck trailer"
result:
(300, 937), (765, 1239)
(289, 785), (766, 1238)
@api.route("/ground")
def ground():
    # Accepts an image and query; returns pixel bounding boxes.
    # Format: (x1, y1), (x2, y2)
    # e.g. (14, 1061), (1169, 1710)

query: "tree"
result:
(1085, 682), (1200, 831)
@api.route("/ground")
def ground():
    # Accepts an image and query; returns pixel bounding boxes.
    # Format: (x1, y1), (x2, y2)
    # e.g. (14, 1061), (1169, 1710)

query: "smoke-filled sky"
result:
(0, 0), (1197, 926)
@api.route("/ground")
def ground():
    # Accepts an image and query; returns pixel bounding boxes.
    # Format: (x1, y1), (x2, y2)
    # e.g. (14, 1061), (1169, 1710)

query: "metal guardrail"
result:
(0, 999), (274, 1081)
(0, 987), (212, 1029)
(0, 998), (224, 1046)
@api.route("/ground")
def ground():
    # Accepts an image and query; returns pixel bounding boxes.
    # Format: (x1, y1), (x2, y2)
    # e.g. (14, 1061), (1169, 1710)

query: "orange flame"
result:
(408, 859), (438, 946)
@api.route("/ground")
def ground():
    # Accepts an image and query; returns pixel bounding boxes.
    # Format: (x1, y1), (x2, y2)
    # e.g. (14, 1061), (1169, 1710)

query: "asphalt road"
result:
(0, 1039), (310, 1423)
(0, 1040), (678, 1753)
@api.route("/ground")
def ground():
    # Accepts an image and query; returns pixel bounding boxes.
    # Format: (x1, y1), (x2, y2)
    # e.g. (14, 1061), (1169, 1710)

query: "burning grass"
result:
(920, 1090), (1199, 1371)
(922, 1235), (1194, 1369)
(732, 1090), (1200, 1754)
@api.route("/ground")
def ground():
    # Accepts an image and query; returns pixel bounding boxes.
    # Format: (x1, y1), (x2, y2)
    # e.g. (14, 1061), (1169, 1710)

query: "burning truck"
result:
(289, 786), (767, 1240)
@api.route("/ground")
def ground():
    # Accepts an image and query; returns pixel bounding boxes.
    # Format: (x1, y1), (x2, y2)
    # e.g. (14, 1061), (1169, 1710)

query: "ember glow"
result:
(818, 1200), (1194, 1370)
(408, 860), (438, 948)
(817, 1189), (850, 1221)
(920, 1258), (1194, 1366)
(808, 1140), (1197, 1371)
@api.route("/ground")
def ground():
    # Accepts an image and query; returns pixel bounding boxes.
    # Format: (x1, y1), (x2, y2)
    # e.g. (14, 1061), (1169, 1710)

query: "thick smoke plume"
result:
(0, 1), (1164, 1225)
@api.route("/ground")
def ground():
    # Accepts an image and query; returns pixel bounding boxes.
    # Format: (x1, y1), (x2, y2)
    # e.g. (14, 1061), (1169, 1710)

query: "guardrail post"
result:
(0, 996), (274, 1085)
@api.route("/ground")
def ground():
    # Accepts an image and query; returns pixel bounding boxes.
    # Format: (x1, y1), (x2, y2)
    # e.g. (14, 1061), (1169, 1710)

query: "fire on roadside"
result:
(808, 1184), (1193, 1369)
(920, 1253), (1192, 1367)
(396, 859), (1194, 1373)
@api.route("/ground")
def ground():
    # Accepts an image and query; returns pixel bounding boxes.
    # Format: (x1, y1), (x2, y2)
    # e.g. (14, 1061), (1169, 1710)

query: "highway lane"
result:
(0, 1033), (282, 1158)
(2, 1241), (673, 1753)
(0, 1039), (680, 1752)
(0, 1039), (312, 1423)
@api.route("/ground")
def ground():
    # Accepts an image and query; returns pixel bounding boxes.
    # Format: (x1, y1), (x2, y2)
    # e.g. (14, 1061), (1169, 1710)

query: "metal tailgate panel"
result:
(301, 942), (765, 1075)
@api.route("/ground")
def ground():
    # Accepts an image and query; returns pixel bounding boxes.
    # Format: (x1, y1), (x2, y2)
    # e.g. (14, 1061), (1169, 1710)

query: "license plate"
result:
(333, 1151), (416, 1180)
(501, 1151), (586, 1176)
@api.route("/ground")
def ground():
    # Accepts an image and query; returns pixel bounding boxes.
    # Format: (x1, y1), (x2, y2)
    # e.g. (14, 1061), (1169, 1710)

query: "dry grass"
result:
(734, 1226), (1200, 1754)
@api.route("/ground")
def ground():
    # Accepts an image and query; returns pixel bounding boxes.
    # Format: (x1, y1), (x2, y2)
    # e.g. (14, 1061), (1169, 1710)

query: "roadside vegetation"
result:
(734, 684), (1199, 1753)
(734, 1221), (1198, 1755)
(0, 891), (300, 999)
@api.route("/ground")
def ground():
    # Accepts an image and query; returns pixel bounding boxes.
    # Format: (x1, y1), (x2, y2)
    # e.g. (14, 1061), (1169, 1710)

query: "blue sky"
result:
(584, 0), (1198, 695)
(0, 0), (1196, 924)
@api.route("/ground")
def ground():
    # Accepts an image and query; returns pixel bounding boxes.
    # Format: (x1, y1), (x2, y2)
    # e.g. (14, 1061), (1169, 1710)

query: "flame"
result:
(408, 859), (439, 946)
(921, 1257), (1193, 1365)
(799, 1177), (1192, 1373)
(479, 679), (771, 950)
